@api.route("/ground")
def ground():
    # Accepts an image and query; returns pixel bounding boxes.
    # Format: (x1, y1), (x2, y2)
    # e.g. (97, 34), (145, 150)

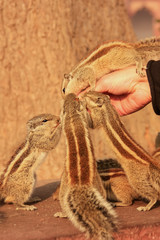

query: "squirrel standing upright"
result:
(83, 91), (160, 211)
(0, 114), (61, 210)
(55, 93), (117, 240)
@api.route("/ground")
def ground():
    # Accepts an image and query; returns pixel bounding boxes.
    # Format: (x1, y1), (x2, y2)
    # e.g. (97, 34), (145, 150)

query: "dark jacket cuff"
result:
(146, 60), (160, 115)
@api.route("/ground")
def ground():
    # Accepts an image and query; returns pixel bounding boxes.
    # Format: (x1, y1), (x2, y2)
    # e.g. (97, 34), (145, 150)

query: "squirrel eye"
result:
(63, 88), (65, 93)
(42, 119), (48, 123)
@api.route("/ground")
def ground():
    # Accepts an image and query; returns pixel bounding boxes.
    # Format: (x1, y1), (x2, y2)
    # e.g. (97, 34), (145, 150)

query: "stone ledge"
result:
(0, 180), (160, 240)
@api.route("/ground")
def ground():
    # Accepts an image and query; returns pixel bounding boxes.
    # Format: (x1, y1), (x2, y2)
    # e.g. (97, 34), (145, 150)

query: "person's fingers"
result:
(95, 66), (141, 94)
(110, 82), (152, 116)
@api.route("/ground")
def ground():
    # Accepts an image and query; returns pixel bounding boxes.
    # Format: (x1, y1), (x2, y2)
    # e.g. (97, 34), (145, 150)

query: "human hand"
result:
(95, 66), (152, 116)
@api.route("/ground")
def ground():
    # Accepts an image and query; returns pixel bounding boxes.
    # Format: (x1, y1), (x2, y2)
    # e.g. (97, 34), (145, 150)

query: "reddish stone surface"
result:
(1, 180), (160, 240)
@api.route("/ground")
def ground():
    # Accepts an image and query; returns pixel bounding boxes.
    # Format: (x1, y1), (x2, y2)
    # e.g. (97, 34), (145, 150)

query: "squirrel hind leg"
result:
(114, 201), (132, 207)
(16, 204), (37, 211)
(137, 198), (158, 212)
(4, 196), (15, 204)
(4, 195), (37, 211)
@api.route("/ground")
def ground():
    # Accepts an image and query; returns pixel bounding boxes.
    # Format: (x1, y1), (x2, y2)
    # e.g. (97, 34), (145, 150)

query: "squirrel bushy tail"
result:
(64, 185), (117, 240)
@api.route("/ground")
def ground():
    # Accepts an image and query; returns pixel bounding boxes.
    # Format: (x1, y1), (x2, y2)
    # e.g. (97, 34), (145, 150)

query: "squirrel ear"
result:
(96, 97), (104, 107)
(64, 73), (69, 79)
(64, 73), (73, 80)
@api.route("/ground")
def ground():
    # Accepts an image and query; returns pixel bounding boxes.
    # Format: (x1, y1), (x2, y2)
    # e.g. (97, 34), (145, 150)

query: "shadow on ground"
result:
(33, 180), (60, 201)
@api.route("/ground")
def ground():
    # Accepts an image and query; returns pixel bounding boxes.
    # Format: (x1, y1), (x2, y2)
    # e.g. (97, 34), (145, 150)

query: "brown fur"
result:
(55, 93), (117, 240)
(0, 114), (61, 210)
(62, 37), (160, 97)
(83, 91), (160, 211)
(97, 159), (140, 207)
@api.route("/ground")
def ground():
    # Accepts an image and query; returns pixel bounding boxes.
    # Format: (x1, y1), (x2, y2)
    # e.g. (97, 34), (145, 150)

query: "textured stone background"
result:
(0, 0), (159, 181)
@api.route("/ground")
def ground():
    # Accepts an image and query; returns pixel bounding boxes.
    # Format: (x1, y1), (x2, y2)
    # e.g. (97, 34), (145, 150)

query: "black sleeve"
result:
(146, 60), (160, 115)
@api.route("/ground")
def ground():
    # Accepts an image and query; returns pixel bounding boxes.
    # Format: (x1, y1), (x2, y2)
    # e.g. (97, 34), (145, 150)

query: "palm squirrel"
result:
(62, 38), (160, 96)
(55, 93), (117, 240)
(83, 91), (160, 211)
(0, 114), (61, 210)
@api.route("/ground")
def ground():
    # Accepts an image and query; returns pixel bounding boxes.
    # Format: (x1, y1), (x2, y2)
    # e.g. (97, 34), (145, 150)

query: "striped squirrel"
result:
(83, 91), (160, 211)
(55, 93), (117, 240)
(0, 114), (61, 210)
(97, 159), (140, 207)
(53, 158), (140, 207)
(62, 37), (160, 96)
